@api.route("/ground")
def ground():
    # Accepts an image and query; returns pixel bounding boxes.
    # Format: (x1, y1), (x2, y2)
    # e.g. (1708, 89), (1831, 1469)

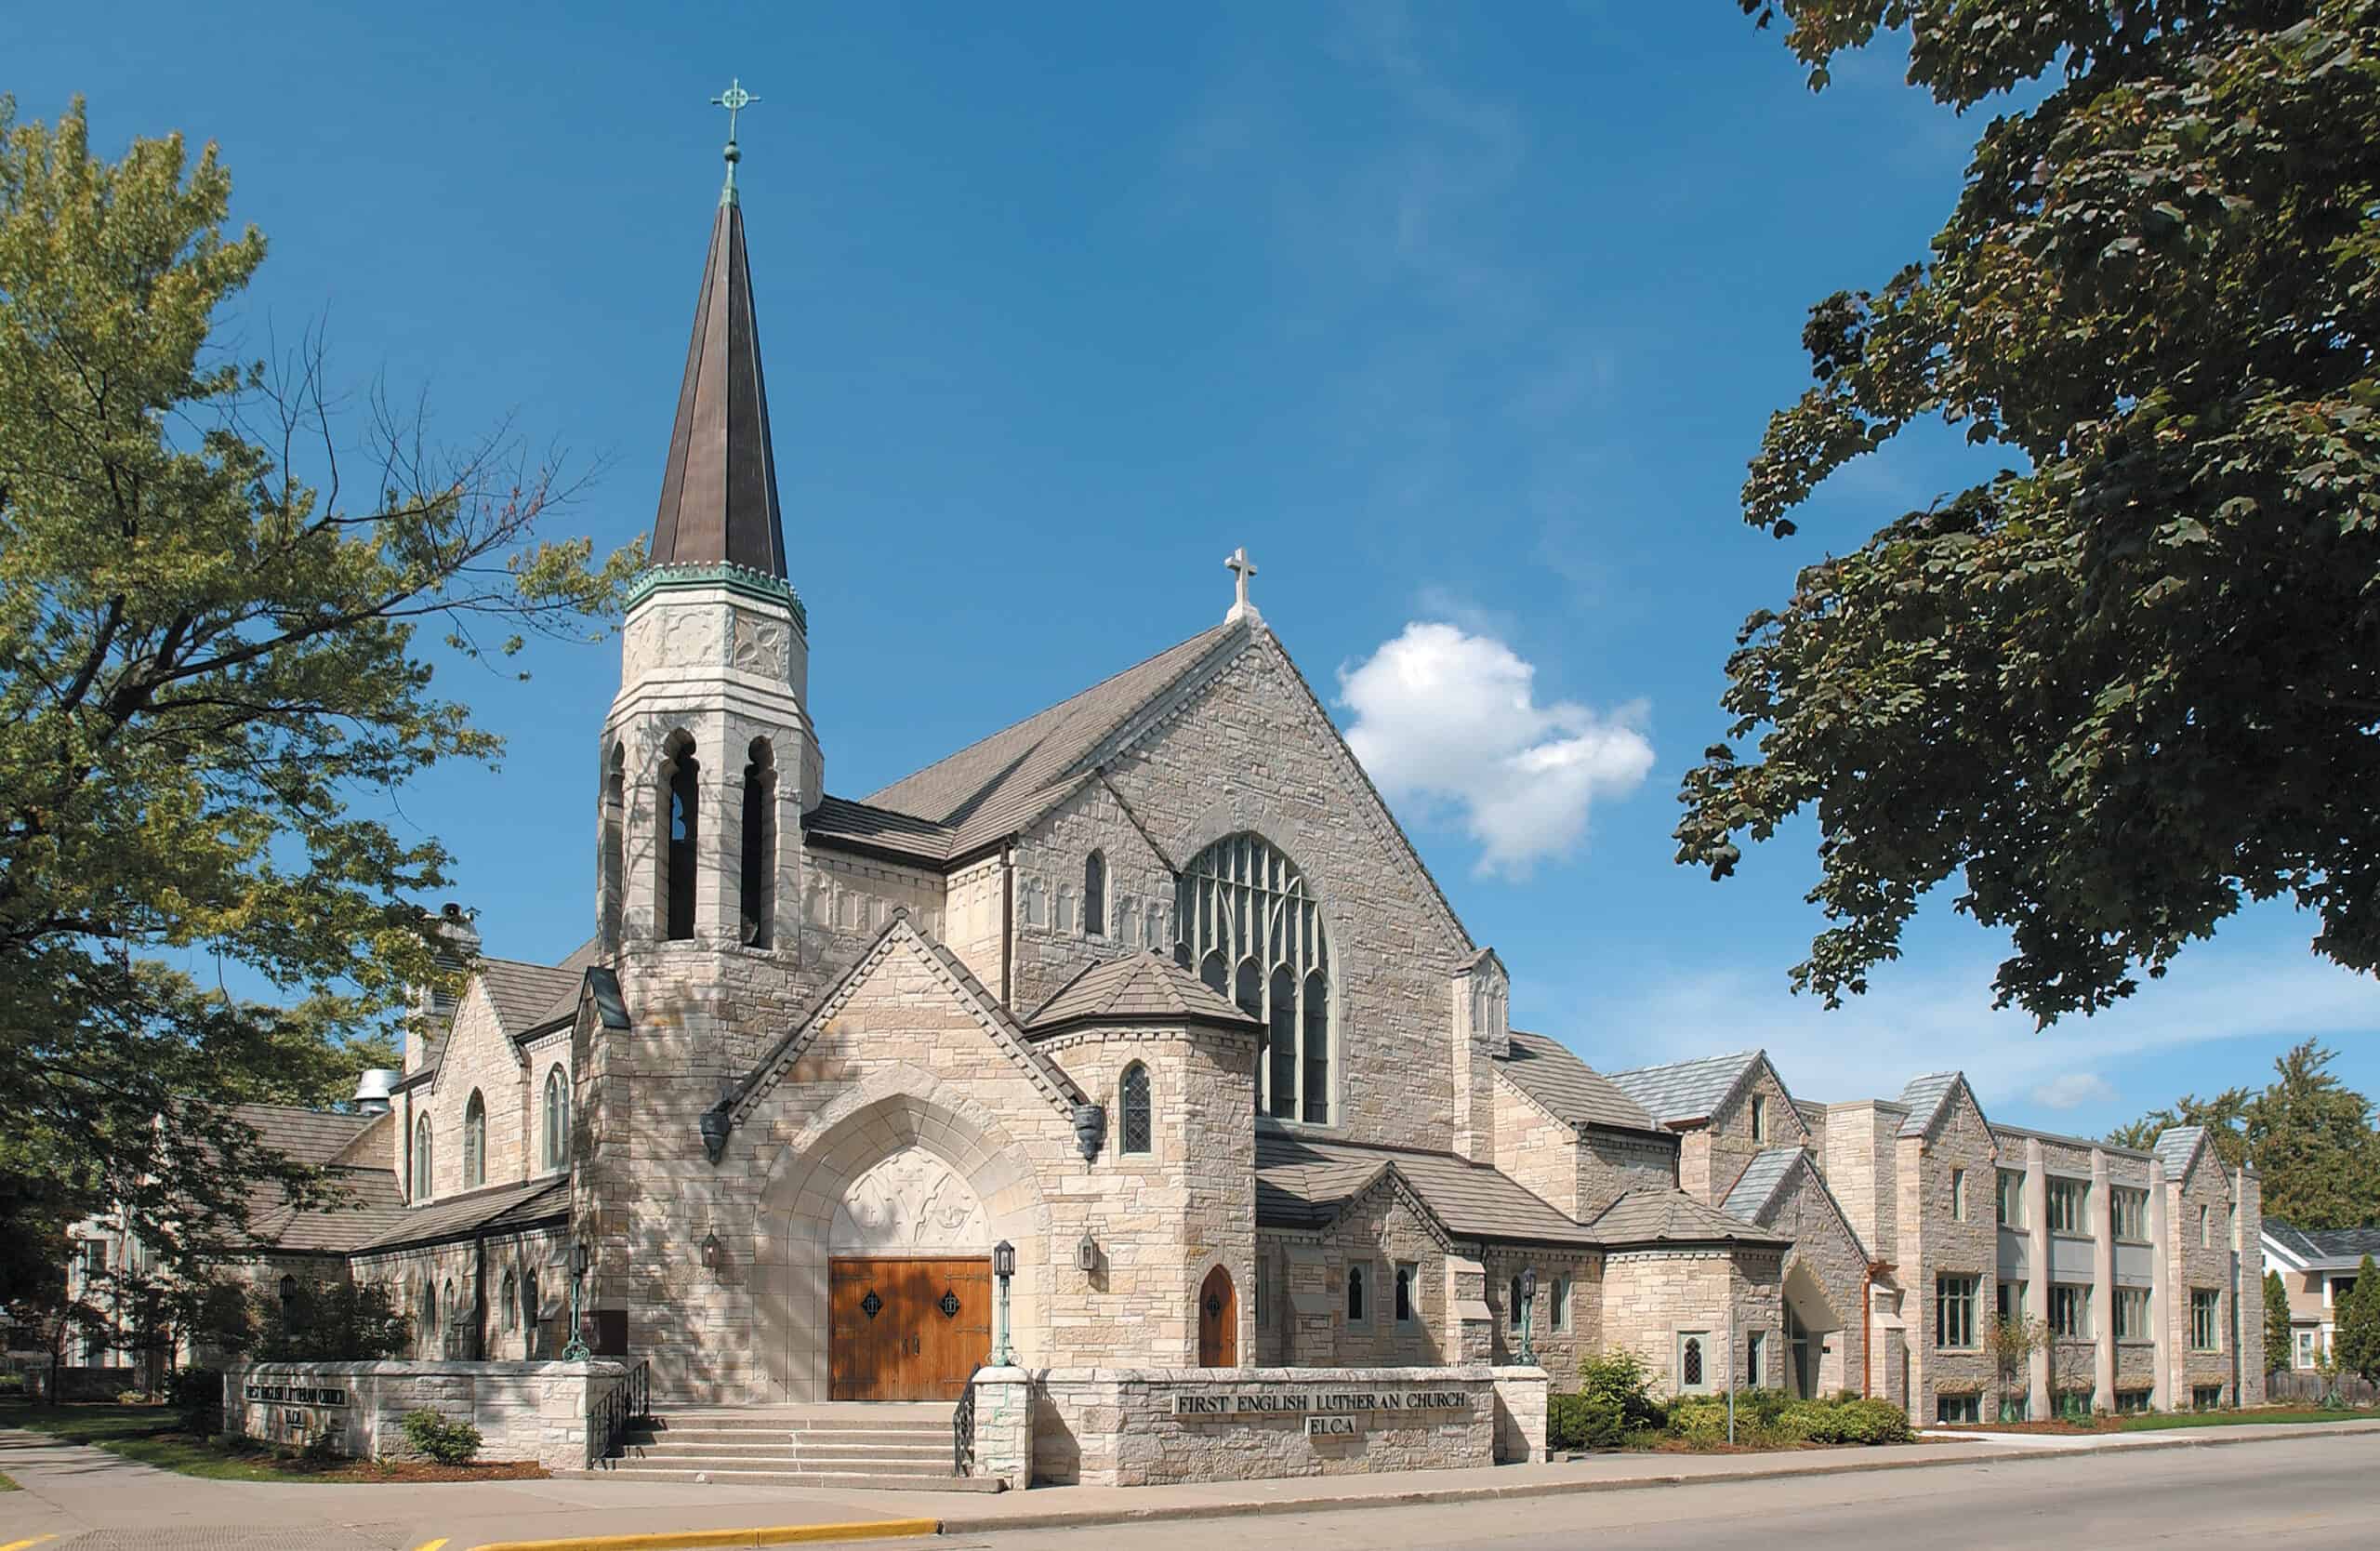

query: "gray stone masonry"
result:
(223, 1359), (628, 1471)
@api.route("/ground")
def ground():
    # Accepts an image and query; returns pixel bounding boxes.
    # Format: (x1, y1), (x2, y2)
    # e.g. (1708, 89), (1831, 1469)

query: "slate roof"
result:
(1025, 952), (1262, 1032)
(354, 1176), (567, 1254)
(1500, 1031), (1658, 1133)
(522, 936), (605, 1031)
(1605, 1052), (1763, 1127)
(1895, 1072), (1964, 1138)
(479, 955), (585, 1037)
(245, 1167), (410, 1254)
(1720, 1147), (1806, 1224)
(856, 622), (1240, 859)
(801, 794), (964, 865)
(1256, 1132), (1597, 1247)
(1589, 1186), (1788, 1249)
(2266, 1220), (2380, 1266)
(2152, 1124), (2207, 1180)
(230, 1103), (377, 1167)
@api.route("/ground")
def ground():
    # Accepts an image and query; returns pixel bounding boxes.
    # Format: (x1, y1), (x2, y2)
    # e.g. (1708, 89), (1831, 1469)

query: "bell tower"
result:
(599, 86), (819, 964)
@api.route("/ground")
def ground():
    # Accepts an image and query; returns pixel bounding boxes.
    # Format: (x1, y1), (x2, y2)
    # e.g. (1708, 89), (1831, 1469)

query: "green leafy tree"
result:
(2334, 1254), (2380, 1386)
(1680, 2), (2380, 1022)
(2265, 1268), (2294, 1374)
(251, 1277), (411, 1362)
(0, 98), (636, 1287)
(2111, 1041), (2380, 1227)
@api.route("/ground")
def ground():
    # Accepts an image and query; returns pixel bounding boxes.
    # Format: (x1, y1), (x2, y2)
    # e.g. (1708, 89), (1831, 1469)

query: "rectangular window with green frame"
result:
(2111, 1186), (2149, 1242)
(2114, 1285), (2149, 1341)
(1937, 1274), (1979, 1350)
(2191, 1289), (2220, 1352)
(1996, 1169), (2026, 1228)
(2046, 1178), (2088, 1235)
(2050, 1283), (2090, 1338)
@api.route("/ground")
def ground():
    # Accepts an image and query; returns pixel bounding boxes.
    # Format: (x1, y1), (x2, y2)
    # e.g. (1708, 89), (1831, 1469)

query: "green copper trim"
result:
(710, 78), (759, 206)
(627, 562), (807, 631)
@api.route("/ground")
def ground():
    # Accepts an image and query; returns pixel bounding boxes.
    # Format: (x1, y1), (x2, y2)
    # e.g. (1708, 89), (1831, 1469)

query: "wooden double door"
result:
(828, 1256), (992, 1401)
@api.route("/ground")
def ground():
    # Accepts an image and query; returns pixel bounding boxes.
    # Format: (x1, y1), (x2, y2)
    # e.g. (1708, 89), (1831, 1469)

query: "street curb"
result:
(465, 1519), (939, 1551)
(932, 1421), (2380, 1535)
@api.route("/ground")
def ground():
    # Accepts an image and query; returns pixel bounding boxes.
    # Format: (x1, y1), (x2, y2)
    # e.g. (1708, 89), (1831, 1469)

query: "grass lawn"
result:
(0, 1468), (20, 1490)
(2118, 1406), (2380, 1431)
(0, 1399), (545, 1484)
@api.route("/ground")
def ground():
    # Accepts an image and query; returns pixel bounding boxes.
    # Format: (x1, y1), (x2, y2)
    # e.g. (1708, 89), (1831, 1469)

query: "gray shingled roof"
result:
(478, 955), (584, 1037)
(355, 1176), (566, 1254)
(1256, 1132), (1596, 1247)
(1026, 952), (1261, 1032)
(524, 936), (603, 1029)
(1501, 1031), (1658, 1133)
(1895, 1072), (1964, 1138)
(801, 794), (964, 865)
(2152, 1124), (2207, 1180)
(230, 1103), (377, 1168)
(1605, 1052), (1761, 1126)
(860, 623), (1239, 856)
(2266, 1220), (2380, 1266)
(245, 1167), (410, 1254)
(1590, 1186), (1787, 1249)
(1720, 1147), (1806, 1224)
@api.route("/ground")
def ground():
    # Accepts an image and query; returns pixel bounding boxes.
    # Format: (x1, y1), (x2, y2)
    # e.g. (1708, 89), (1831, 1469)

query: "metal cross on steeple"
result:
(1224, 546), (1261, 625)
(711, 77), (760, 205)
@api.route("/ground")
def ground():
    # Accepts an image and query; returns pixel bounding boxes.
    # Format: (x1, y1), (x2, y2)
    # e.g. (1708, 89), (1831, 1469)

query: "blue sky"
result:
(17, 0), (2374, 1133)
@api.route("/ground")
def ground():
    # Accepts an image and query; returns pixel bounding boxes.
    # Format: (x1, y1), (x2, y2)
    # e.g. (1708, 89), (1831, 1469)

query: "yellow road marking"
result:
(0, 1535), (60, 1551)
(466, 1520), (940, 1551)
(413, 1540), (452, 1551)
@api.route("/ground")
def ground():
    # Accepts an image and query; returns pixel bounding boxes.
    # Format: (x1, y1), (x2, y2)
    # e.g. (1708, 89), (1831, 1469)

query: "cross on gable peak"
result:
(1224, 546), (1262, 626)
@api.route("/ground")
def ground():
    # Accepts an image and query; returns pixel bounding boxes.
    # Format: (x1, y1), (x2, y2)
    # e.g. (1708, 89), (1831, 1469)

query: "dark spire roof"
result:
(648, 179), (788, 577)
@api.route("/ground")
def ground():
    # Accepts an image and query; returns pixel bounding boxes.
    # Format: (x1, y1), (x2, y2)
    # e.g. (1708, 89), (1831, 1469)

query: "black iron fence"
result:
(593, 1359), (652, 1465)
(953, 1363), (980, 1478)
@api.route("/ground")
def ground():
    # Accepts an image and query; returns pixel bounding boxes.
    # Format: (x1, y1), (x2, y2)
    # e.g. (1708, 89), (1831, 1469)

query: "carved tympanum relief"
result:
(827, 1146), (989, 1253)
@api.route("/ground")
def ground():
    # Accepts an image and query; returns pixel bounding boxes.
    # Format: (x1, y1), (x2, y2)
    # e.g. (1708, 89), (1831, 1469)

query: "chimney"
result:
(352, 1068), (398, 1116)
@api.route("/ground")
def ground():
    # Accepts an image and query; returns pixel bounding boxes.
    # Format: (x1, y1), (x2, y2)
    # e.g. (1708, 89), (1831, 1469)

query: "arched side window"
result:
(418, 1279), (437, 1338)
(413, 1115), (434, 1200)
(1083, 851), (1106, 937)
(740, 738), (775, 948)
(1509, 1275), (1524, 1328)
(602, 742), (625, 950)
(500, 1271), (518, 1332)
(661, 731), (700, 941)
(1120, 1063), (1152, 1155)
(1174, 834), (1333, 1123)
(543, 1065), (569, 1172)
(463, 1091), (487, 1189)
(1681, 1334), (1706, 1388)
(522, 1271), (541, 1358)
(1348, 1263), (1368, 1324)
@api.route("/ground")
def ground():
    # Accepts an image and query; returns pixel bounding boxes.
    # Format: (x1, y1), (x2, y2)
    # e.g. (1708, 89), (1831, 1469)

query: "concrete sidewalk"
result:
(5, 1419), (2378, 1550)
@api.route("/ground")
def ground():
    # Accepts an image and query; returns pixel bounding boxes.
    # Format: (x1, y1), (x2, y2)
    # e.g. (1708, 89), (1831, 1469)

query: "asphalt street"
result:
(928, 1436), (2373, 1551)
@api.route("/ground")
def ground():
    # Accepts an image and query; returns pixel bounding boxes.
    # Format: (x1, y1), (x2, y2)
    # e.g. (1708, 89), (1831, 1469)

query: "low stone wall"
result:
(22, 1365), (137, 1401)
(222, 1359), (629, 1472)
(1008, 1365), (1544, 1488)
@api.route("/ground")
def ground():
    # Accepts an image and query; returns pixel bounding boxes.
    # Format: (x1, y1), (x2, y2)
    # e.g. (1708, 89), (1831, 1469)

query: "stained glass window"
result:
(1174, 833), (1332, 1123)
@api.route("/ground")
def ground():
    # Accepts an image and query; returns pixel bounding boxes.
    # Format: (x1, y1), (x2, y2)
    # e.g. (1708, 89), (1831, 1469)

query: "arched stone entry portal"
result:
(755, 1069), (1052, 1403)
(1781, 1259), (1843, 1399)
(1198, 1265), (1236, 1367)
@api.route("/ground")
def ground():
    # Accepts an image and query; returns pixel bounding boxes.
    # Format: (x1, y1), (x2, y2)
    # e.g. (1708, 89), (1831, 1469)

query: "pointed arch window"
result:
(1175, 834), (1334, 1124)
(741, 738), (776, 948)
(1348, 1263), (1368, 1325)
(413, 1115), (434, 1200)
(602, 743), (626, 949)
(1083, 851), (1106, 937)
(661, 732), (700, 940)
(1120, 1062), (1152, 1155)
(542, 1066), (569, 1172)
(463, 1091), (487, 1189)
(500, 1271), (518, 1332)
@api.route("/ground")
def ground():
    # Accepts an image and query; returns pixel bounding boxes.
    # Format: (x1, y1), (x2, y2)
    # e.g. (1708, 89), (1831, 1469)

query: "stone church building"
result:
(138, 140), (2261, 1455)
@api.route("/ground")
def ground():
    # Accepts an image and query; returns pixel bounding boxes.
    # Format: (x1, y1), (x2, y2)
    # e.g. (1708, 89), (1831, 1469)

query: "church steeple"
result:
(649, 80), (787, 577)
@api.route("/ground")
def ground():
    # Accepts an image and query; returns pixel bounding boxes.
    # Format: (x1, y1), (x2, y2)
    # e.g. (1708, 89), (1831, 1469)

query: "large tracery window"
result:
(1173, 833), (1333, 1124)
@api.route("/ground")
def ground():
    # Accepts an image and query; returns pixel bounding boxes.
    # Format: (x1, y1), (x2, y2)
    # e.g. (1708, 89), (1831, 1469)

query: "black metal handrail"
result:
(952, 1363), (981, 1477)
(593, 1359), (652, 1466)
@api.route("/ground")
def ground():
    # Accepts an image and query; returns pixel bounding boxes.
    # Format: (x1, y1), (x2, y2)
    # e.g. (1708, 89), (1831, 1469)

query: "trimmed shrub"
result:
(1778, 1397), (1913, 1444)
(1547, 1391), (1625, 1452)
(165, 1366), (224, 1434)
(400, 1409), (483, 1466)
(1576, 1349), (1664, 1433)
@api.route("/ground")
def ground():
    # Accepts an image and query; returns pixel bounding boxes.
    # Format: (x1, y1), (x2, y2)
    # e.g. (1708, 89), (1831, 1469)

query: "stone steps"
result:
(597, 1405), (983, 1491)
(579, 1465), (1002, 1492)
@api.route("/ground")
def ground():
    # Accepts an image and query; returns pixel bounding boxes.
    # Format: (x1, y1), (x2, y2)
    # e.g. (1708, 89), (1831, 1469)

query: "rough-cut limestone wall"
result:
(1581, 1133), (1677, 1218)
(1009, 777), (1184, 1014)
(1084, 632), (1474, 1152)
(416, 980), (526, 1200)
(1699, 1061), (1810, 1212)
(1600, 1250), (1783, 1397)
(2169, 1148), (2241, 1404)
(942, 855), (1004, 996)
(798, 852), (949, 975)
(2234, 1168), (2264, 1405)
(223, 1359), (625, 1470)
(1285, 1190), (1450, 1368)
(1898, 1090), (2000, 1421)
(1025, 1367), (1513, 1487)
(350, 1226), (577, 1363)
(1481, 1247), (1600, 1378)
(1759, 1162), (1870, 1397)
(1819, 1103), (1901, 1272)
(518, 1027), (574, 1186)
(1491, 1073), (1580, 1219)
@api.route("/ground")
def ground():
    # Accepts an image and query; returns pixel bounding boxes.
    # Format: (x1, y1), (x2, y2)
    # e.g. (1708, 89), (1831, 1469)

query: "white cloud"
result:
(2031, 1073), (2118, 1111)
(1339, 621), (1654, 879)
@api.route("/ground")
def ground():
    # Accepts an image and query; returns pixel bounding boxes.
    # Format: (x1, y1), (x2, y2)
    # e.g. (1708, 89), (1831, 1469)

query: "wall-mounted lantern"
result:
(700, 1230), (721, 1274)
(1076, 1233), (1099, 1274)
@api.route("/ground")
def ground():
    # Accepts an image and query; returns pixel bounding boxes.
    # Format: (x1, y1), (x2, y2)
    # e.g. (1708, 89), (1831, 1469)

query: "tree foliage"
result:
(2109, 1040), (2380, 1227)
(0, 98), (637, 1281)
(2334, 1253), (2380, 1384)
(1681, 2), (2380, 1022)
(248, 1277), (411, 1363)
(2265, 1267), (2294, 1372)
